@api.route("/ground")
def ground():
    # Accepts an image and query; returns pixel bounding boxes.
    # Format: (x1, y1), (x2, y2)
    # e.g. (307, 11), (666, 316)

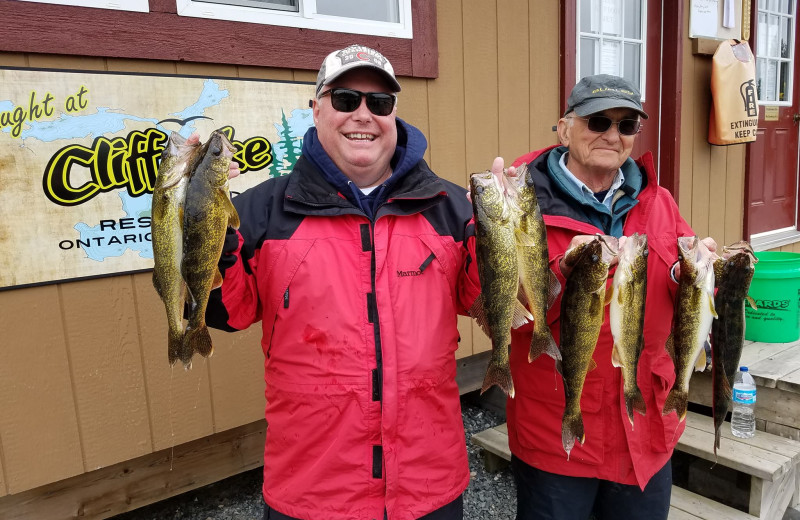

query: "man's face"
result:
(312, 68), (398, 187)
(557, 107), (639, 177)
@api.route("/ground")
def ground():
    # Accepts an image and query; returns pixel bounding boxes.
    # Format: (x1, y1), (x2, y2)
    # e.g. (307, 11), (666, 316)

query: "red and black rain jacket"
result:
(205, 154), (481, 520)
(507, 146), (694, 490)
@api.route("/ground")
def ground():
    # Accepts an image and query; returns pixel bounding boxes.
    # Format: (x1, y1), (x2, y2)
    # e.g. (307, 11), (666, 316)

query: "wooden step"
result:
(668, 486), (756, 519)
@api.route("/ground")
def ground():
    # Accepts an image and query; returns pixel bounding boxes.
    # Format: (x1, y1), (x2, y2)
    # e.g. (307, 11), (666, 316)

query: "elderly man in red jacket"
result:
(496, 74), (713, 520)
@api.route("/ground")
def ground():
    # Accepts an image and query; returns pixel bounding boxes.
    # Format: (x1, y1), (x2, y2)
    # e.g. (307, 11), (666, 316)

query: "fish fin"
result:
(603, 287), (614, 306)
(167, 327), (182, 366)
(611, 343), (623, 368)
(212, 269), (223, 291)
(516, 284), (531, 313)
(625, 388), (647, 428)
(747, 295), (758, 310)
(529, 329), (561, 363)
(547, 270), (562, 309)
(588, 358), (598, 371)
(219, 193), (241, 229)
(511, 301), (534, 329)
(708, 294), (718, 318)
(694, 347), (707, 372)
(555, 359), (564, 379)
(183, 324), (214, 362)
(514, 228), (537, 247)
(468, 296), (492, 338)
(662, 389), (688, 422)
(562, 412), (585, 456)
(481, 361), (515, 398)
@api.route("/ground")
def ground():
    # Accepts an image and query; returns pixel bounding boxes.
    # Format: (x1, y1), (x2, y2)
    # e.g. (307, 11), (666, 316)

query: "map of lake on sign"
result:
(0, 68), (315, 290)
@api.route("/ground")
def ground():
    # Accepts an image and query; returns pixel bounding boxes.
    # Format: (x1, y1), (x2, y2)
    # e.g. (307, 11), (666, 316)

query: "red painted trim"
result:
(0, 0), (438, 78)
(659, 0), (683, 200)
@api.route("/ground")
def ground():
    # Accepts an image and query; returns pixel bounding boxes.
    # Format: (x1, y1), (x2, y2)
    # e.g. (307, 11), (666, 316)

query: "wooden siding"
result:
(0, 0), (560, 497)
(678, 1), (747, 247)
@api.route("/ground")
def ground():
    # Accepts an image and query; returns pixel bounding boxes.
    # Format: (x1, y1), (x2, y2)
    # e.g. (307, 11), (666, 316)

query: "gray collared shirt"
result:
(558, 152), (625, 210)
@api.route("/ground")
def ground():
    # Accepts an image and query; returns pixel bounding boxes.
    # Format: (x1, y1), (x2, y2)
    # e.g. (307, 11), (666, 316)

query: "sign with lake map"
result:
(0, 68), (315, 290)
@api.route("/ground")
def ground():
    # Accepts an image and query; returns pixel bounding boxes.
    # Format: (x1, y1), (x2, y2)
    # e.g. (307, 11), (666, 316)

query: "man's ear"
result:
(556, 118), (571, 146)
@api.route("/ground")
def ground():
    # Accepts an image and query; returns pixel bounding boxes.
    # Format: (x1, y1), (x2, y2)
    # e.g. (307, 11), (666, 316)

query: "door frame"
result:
(559, 0), (684, 198)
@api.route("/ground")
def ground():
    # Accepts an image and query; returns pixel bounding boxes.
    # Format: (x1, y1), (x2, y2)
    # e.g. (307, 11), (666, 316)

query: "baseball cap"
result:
(315, 45), (402, 97)
(564, 74), (648, 119)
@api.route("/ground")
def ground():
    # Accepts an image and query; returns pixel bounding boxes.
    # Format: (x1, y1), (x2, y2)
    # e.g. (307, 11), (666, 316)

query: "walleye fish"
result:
(609, 233), (648, 427)
(558, 236), (617, 457)
(181, 130), (240, 367)
(663, 236), (718, 422)
(511, 164), (561, 363)
(711, 241), (757, 456)
(151, 132), (202, 366)
(470, 171), (533, 398)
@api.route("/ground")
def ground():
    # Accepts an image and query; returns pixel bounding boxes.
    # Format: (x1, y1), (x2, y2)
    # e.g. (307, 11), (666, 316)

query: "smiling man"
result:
(496, 74), (710, 520)
(203, 45), (481, 520)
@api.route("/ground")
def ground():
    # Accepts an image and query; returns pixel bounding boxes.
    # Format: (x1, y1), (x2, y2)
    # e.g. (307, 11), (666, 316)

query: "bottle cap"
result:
(740, 366), (749, 372)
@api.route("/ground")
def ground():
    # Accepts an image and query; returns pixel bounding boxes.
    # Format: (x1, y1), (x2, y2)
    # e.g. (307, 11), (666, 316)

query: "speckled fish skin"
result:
(711, 242), (757, 456)
(181, 130), (240, 367)
(663, 236), (717, 422)
(558, 237), (615, 457)
(471, 171), (522, 398)
(151, 132), (201, 366)
(609, 233), (648, 427)
(513, 164), (561, 363)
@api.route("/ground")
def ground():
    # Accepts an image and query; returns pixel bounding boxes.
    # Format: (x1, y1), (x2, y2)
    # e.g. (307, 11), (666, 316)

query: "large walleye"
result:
(609, 233), (648, 427)
(711, 241), (757, 456)
(558, 235), (617, 457)
(470, 171), (533, 398)
(181, 130), (240, 367)
(511, 164), (561, 363)
(151, 132), (202, 366)
(663, 236), (718, 422)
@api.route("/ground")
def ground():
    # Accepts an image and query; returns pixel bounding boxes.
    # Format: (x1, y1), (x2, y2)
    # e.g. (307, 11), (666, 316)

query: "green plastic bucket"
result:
(744, 251), (800, 343)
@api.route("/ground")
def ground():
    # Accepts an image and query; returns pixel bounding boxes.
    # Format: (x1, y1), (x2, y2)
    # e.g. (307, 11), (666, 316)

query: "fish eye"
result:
(591, 254), (599, 263)
(643, 249), (649, 258)
(526, 175), (535, 187)
(476, 186), (484, 194)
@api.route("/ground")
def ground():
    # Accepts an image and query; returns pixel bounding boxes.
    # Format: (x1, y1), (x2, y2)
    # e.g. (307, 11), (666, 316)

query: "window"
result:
(576, 0), (646, 98)
(756, 0), (796, 104)
(16, 0), (148, 11)
(177, 0), (412, 38)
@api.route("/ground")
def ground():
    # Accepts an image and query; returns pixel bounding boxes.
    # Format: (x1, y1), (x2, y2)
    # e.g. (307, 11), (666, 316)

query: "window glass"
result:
(576, 0), (645, 95)
(756, 0), (796, 103)
(178, 0), (411, 38)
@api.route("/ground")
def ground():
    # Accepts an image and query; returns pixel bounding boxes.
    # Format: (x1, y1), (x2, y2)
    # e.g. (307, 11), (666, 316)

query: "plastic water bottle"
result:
(731, 366), (756, 438)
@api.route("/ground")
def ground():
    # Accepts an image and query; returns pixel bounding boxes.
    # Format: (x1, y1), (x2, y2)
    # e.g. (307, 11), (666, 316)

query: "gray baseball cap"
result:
(315, 45), (401, 97)
(564, 74), (648, 119)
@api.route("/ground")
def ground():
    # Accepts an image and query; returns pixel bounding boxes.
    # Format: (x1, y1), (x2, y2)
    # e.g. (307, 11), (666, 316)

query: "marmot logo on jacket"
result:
(397, 269), (423, 277)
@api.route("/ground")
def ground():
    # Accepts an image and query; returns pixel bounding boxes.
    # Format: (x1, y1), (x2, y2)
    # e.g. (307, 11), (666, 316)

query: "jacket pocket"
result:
(514, 367), (606, 465)
(646, 348), (679, 453)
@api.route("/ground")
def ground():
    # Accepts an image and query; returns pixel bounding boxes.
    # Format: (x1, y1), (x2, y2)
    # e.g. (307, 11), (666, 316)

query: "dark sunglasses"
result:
(317, 88), (397, 116)
(573, 115), (642, 136)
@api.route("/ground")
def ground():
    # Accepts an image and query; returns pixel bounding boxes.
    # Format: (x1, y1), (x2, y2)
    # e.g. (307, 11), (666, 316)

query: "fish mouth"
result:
(344, 132), (377, 141)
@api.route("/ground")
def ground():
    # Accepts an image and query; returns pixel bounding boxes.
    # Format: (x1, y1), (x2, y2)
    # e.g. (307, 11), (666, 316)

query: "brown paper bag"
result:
(709, 40), (759, 145)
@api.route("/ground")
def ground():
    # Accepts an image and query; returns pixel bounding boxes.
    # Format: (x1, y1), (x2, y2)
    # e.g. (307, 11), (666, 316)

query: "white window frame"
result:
(575, 0), (648, 102)
(176, 0), (413, 39)
(756, 0), (797, 107)
(15, 0), (148, 11)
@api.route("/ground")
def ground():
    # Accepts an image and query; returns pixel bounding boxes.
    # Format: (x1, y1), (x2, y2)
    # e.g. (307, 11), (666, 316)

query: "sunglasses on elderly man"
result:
(572, 115), (642, 136)
(318, 88), (397, 116)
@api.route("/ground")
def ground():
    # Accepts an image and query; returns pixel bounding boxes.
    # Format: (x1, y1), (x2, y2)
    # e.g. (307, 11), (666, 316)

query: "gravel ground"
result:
(111, 392), (514, 520)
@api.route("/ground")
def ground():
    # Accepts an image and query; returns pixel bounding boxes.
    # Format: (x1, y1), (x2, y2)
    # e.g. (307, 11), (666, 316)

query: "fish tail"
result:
(167, 327), (183, 366)
(481, 361), (515, 398)
(182, 324), (214, 365)
(562, 412), (585, 456)
(528, 329), (561, 363)
(662, 389), (688, 422)
(624, 388), (647, 427)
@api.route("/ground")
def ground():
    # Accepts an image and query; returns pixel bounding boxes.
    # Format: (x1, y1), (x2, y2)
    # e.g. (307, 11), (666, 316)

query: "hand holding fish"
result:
(188, 132), (241, 179)
(671, 236), (718, 280)
(560, 235), (620, 278)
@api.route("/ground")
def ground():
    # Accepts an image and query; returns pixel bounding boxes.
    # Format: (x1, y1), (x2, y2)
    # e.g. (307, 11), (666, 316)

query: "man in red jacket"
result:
(497, 74), (713, 519)
(207, 45), (481, 520)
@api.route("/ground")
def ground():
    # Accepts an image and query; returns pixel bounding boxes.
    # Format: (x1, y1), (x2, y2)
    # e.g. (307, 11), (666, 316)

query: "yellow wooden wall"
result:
(678, 1), (747, 248)
(0, 0), (561, 496)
